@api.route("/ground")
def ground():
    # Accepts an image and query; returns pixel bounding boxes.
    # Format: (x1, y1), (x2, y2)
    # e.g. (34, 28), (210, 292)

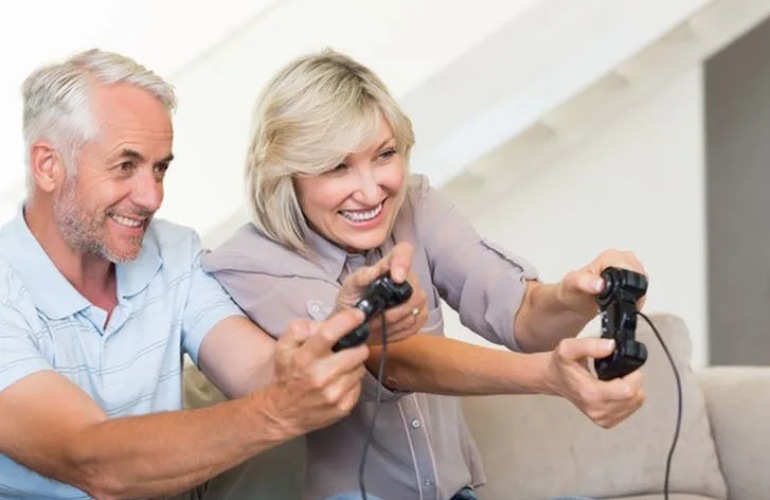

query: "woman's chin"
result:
(339, 231), (388, 253)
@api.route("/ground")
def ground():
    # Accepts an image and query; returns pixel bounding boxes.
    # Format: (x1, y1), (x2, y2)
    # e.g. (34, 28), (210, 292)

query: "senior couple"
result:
(0, 48), (646, 500)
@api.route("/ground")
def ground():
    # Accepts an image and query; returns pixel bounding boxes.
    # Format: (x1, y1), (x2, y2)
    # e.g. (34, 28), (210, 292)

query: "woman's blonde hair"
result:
(245, 49), (415, 255)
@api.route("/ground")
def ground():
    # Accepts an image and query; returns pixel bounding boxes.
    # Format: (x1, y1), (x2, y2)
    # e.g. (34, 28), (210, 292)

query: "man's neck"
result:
(24, 201), (118, 313)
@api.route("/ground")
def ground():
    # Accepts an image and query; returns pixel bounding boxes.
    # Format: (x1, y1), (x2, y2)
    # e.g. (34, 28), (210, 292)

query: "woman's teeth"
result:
(340, 203), (383, 222)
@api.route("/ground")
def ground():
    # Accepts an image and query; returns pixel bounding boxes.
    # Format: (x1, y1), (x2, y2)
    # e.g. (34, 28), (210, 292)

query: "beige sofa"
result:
(463, 314), (770, 500)
(184, 314), (770, 499)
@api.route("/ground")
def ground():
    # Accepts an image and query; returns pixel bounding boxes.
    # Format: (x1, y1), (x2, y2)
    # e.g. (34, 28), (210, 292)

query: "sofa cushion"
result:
(183, 362), (306, 499)
(461, 313), (728, 500)
(697, 366), (770, 500)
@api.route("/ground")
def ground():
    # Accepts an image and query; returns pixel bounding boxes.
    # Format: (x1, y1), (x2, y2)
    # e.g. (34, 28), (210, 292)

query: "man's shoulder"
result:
(0, 256), (23, 294)
(143, 218), (205, 264)
(146, 218), (200, 247)
(0, 257), (36, 322)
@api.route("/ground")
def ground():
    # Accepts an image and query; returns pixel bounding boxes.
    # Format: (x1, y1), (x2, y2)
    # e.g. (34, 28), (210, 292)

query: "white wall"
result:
(441, 67), (708, 367)
(155, 0), (542, 236)
(0, 0), (275, 225)
(140, 0), (715, 238)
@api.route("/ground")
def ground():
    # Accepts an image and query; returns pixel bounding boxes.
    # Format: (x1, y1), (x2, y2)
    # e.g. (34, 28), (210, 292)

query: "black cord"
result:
(637, 312), (682, 500)
(358, 315), (388, 500)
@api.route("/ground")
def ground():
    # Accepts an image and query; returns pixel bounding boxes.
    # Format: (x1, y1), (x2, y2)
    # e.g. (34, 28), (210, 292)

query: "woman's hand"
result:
(366, 270), (428, 344)
(336, 242), (428, 344)
(556, 249), (647, 320)
(544, 336), (646, 428)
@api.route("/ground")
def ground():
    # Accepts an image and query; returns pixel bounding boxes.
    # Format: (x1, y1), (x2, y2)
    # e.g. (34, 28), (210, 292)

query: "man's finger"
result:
(304, 308), (367, 354)
(279, 319), (316, 349)
(315, 355), (368, 395)
(314, 344), (369, 389)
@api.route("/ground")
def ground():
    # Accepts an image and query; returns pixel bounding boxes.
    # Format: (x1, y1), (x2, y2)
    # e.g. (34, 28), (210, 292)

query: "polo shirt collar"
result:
(0, 206), (161, 319)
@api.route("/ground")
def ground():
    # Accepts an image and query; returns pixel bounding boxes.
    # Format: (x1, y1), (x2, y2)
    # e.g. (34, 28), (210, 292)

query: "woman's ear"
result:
(28, 141), (66, 193)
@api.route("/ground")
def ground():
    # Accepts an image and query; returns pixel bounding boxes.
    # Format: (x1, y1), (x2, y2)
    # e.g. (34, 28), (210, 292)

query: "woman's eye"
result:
(331, 163), (348, 172)
(379, 149), (397, 160)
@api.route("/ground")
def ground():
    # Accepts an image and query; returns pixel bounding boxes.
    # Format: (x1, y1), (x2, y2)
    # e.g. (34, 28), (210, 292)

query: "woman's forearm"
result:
(513, 281), (594, 352)
(366, 334), (554, 396)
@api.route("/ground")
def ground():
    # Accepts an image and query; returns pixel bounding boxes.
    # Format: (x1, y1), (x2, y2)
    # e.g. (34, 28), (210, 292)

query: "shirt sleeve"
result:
(181, 235), (245, 365)
(412, 176), (539, 351)
(0, 279), (52, 392)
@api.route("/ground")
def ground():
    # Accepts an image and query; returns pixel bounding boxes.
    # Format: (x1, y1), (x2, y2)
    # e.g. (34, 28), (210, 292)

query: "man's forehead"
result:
(91, 84), (172, 132)
(85, 84), (172, 157)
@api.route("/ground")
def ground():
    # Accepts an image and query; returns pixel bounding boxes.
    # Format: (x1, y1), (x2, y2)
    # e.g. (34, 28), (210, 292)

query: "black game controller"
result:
(332, 274), (413, 352)
(594, 267), (648, 380)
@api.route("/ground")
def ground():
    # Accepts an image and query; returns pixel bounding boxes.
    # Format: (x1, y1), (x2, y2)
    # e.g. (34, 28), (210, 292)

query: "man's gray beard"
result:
(53, 178), (141, 264)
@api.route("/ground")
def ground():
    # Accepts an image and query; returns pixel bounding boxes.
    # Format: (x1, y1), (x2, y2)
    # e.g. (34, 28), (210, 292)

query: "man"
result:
(0, 48), (423, 499)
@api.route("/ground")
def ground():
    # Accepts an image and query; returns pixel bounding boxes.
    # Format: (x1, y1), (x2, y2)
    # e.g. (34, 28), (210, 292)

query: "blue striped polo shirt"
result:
(0, 208), (243, 498)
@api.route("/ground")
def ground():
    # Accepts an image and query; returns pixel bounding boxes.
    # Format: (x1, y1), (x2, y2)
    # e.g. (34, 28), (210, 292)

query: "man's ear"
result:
(28, 141), (66, 193)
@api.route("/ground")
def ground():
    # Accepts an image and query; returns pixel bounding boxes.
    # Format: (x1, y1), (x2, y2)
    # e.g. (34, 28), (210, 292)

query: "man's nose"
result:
(132, 169), (163, 212)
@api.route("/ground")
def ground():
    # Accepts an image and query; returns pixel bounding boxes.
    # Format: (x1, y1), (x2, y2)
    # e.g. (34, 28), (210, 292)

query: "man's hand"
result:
(262, 308), (370, 438)
(556, 249), (647, 320)
(336, 242), (428, 344)
(545, 337), (645, 428)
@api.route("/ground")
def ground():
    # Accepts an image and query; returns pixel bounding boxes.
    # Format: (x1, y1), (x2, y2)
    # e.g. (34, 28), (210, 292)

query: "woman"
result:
(203, 50), (645, 500)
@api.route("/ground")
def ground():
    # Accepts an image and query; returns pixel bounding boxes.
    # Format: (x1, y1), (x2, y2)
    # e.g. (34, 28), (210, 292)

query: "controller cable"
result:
(637, 312), (682, 500)
(358, 315), (388, 500)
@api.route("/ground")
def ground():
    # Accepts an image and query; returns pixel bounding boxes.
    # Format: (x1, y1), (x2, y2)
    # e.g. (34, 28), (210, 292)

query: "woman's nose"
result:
(354, 166), (381, 202)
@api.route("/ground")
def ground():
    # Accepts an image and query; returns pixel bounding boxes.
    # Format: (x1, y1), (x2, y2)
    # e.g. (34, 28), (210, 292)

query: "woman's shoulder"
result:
(393, 173), (439, 234)
(405, 173), (431, 198)
(397, 174), (429, 216)
(202, 223), (316, 278)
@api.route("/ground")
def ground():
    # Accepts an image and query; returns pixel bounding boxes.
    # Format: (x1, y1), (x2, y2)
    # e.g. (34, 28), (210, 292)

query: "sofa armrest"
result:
(182, 360), (227, 409)
(697, 366), (770, 500)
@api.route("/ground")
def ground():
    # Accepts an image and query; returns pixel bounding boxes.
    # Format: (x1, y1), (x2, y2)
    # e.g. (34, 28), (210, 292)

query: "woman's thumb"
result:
(560, 337), (615, 361)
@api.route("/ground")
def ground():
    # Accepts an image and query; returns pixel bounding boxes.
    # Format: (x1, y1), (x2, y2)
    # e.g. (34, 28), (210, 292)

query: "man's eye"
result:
(155, 163), (169, 174)
(119, 161), (135, 171)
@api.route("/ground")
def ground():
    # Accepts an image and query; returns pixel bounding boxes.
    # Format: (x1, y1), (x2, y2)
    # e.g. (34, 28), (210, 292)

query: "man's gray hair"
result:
(22, 48), (177, 191)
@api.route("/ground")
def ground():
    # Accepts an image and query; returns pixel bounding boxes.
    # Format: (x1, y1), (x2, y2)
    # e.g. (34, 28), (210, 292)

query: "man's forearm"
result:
(367, 335), (555, 396)
(59, 390), (288, 499)
(513, 281), (594, 352)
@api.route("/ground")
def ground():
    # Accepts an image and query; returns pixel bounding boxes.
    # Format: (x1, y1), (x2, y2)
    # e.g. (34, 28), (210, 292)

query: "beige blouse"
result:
(203, 174), (538, 500)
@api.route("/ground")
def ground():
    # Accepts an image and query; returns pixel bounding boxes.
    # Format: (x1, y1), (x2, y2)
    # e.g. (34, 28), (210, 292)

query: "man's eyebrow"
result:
(118, 149), (174, 164)
(119, 149), (145, 161)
